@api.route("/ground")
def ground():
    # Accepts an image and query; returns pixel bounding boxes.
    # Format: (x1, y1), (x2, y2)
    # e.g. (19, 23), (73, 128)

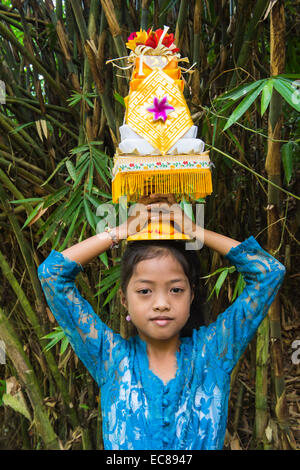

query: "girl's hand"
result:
(112, 193), (195, 240)
(113, 193), (160, 240)
(145, 193), (195, 238)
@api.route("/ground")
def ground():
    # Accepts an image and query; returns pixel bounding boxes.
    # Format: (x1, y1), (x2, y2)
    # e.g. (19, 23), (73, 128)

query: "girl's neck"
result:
(139, 333), (181, 360)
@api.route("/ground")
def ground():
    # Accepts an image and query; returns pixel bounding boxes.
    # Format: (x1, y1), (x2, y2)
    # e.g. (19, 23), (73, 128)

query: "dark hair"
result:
(120, 240), (205, 337)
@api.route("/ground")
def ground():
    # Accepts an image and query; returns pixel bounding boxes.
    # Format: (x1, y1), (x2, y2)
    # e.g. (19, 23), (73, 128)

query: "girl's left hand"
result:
(143, 193), (195, 237)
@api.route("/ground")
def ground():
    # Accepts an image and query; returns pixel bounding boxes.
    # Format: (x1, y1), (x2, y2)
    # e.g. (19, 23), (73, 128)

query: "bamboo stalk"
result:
(175, 0), (189, 49)
(0, 183), (46, 317)
(229, 0), (269, 88)
(255, 315), (270, 448)
(191, 0), (202, 107)
(0, 114), (45, 158)
(2, 99), (78, 140)
(265, 0), (296, 450)
(0, 19), (67, 102)
(100, 0), (128, 59)
(0, 157), (56, 194)
(84, 40), (117, 137)
(0, 306), (61, 450)
(70, 0), (89, 43)
(0, 247), (79, 428)
(141, 0), (151, 29)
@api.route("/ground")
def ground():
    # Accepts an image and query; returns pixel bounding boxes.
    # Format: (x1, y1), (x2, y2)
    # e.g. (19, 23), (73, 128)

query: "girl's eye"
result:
(137, 289), (150, 295)
(171, 288), (184, 293)
(136, 288), (184, 295)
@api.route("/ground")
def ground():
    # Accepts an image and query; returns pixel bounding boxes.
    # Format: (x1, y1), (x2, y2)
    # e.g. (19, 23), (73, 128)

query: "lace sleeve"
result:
(37, 250), (127, 387)
(201, 236), (286, 374)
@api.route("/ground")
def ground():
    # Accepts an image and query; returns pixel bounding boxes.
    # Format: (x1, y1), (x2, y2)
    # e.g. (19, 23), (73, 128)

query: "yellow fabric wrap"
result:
(125, 68), (193, 154)
(111, 153), (212, 203)
(129, 56), (183, 92)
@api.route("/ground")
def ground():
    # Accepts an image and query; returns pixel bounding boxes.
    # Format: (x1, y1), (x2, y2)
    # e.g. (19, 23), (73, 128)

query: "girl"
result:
(37, 193), (286, 450)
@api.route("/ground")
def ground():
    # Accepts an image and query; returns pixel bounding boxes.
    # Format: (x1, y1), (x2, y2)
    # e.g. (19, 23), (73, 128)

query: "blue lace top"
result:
(37, 236), (285, 450)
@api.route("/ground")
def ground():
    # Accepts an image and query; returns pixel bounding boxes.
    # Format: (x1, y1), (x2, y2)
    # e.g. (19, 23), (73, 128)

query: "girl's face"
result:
(120, 253), (194, 344)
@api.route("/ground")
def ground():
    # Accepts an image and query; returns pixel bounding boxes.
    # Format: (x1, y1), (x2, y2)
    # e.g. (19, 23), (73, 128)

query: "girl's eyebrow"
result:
(134, 279), (188, 284)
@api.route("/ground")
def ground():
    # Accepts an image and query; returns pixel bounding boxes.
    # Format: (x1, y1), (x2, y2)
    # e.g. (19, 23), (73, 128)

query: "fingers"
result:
(149, 193), (177, 204)
(137, 192), (177, 206)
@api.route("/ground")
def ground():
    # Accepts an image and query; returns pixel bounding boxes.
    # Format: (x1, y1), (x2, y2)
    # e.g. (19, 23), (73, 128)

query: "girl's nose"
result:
(152, 297), (171, 311)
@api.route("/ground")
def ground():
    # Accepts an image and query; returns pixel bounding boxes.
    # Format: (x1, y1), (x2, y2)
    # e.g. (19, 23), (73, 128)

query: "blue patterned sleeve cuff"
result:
(202, 235), (286, 374)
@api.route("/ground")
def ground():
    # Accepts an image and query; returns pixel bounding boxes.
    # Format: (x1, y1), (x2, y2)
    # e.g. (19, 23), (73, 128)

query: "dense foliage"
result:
(0, 0), (299, 450)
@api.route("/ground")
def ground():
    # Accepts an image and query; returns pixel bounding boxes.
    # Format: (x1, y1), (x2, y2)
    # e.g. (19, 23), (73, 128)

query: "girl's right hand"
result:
(113, 193), (176, 241)
(114, 210), (149, 240)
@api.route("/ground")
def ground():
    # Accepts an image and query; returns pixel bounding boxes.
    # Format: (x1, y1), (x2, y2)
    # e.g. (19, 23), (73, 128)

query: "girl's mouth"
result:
(151, 316), (173, 326)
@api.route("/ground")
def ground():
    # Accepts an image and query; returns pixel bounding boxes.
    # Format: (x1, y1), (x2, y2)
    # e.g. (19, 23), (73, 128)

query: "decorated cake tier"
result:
(118, 124), (205, 156)
(111, 152), (212, 203)
(110, 27), (213, 208)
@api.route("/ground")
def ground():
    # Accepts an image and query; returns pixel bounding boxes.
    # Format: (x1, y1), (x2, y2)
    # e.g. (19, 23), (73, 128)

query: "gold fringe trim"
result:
(112, 169), (212, 203)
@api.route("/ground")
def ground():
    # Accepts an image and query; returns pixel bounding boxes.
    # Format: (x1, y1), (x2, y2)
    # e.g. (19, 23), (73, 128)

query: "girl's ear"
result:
(191, 289), (194, 304)
(119, 288), (128, 309)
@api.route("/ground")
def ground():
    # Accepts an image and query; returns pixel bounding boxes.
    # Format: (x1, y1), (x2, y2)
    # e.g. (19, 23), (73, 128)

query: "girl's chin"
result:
(137, 327), (180, 343)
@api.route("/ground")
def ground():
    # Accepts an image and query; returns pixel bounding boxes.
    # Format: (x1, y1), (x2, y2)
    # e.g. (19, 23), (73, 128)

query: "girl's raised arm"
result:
(197, 232), (286, 374)
(37, 246), (128, 387)
(37, 204), (150, 385)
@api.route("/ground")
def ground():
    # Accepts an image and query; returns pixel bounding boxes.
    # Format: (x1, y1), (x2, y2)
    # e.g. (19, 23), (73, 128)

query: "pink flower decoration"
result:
(127, 32), (137, 41)
(147, 96), (175, 122)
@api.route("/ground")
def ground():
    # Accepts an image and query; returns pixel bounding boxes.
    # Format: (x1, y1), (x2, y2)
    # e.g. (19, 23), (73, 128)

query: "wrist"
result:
(104, 226), (119, 248)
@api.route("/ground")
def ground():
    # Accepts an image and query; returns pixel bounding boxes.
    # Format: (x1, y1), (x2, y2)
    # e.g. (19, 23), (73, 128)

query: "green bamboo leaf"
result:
(226, 129), (245, 154)
(93, 157), (110, 186)
(201, 265), (236, 279)
(2, 393), (31, 421)
(43, 186), (69, 209)
(84, 198), (96, 230)
(281, 141), (294, 185)
(40, 157), (68, 187)
(73, 160), (89, 188)
(51, 224), (64, 251)
(231, 272), (245, 302)
(38, 218), (63, 248)
(79, 403), (89, 410)
(92, 147), (110, 160)
(214, 268), (229, 298)
(180, 196), (195, 222)
(103, 281), (120, 306)
(82, 95), (94, 108)
(70, 145), (89, 155)
(9, 121), (35, 134)
(9, 197), (44, 204)
(260, 79), (274, 116)
(0, 379), (6, 406)
(95, 271), (121, 295)
(216, 79), (265, 102)
(114, 91), (125, 107)
(21, 201), (43, 229)
(159, 0), (179, 17)
(89, 141), (103, 146)
(60, 336), (69, 355)
(61, 188), (83, 223)
(87, 160), (94, 194)
(224, 81), (266, 131)
(36, 202), (67, 236)
(59, 204), (83, 251)
(66, 160), (77, 182)
(85, 192), (102, 209)
(99, 251), (109, 268)
(42, 327), (66, 352)
(273, 78), (300, 112)
(276, 74), (300, 79)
